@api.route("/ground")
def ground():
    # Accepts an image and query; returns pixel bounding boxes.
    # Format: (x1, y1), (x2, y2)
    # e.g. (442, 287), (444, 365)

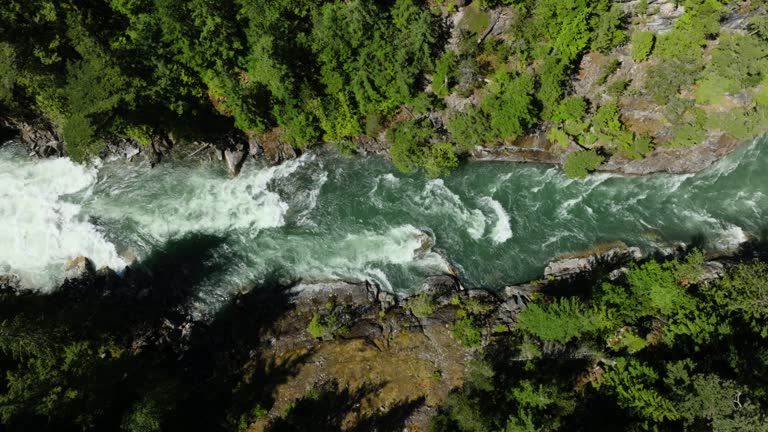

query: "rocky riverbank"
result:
(0, 111), (752, 178)
(1, 240), (751, 431)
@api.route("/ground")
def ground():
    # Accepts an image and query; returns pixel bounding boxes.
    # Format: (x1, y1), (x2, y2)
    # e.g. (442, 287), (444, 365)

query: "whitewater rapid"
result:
(0, 136), (766, 312)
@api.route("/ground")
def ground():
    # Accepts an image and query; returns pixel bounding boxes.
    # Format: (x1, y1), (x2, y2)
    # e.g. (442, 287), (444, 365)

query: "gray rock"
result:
(290, 280), (378, 309)
(224, 148), (247, 176)
(64, 256), (96, 280)
(544, 245), (643, 279)
(105, 137), (142, 161)
(696, 261), (725, 284)
(420, 275), (460, 298)
(248, 136), (264, 157)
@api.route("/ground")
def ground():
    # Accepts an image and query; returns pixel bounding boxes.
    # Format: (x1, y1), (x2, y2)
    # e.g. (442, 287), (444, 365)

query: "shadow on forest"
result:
(0, 232), (430, 431)
(0, 233), (308, 431)
(265, 379), (426, 432)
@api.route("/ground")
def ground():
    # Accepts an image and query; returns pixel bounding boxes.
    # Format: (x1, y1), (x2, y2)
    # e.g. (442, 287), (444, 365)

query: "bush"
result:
(386, 119), (433, 173)
(607, 79), (629, 98)
(547, 127), (570, 149)
(591, 5), (627, 53)
(433, 51), (457, 98)
(307, 313), (348, 340)
(596, 58), (621, 86)
(409, 293), (436, 318)
(631, 31), (655, 62)
(451, 317), (482, 348)
(63, 114), (102, 162)
(422, 142), (459, 178)
(563, 150), (605, 179)
(482, 72), (537, 141)
(517, 297), (609, 344)
(448, 109), (489, 151)
(553, 96), (587, 124)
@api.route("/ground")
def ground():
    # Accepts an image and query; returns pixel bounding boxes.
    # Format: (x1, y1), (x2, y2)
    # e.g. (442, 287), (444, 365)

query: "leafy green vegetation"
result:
(408, 292), (436, 318)
(631, 31), (655, 62)
(563, 150), (605, 179)
(451, 317), (482, 348)
(432, 253), (768, 432)
(518, 297), (609, 343)
(1, 0), (766, 175)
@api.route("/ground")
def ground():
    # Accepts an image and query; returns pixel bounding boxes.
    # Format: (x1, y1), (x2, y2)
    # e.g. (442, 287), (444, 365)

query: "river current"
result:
(1, 137), (766, 313)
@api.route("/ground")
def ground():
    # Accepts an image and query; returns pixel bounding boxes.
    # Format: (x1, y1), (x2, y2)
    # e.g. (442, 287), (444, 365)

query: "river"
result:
(1, 137), (766, 313)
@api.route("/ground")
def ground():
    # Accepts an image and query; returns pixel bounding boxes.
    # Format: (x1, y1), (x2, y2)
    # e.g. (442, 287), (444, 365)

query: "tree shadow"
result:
(265, 379), (426, 432)
(0, 233), (313, 431)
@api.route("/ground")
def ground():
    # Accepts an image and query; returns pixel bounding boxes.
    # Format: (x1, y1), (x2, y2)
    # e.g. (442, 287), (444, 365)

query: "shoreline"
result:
(0, 115), (754, 178)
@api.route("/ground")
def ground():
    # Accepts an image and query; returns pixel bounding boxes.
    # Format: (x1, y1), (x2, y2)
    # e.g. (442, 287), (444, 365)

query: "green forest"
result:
(2, 0), (767, 176)
(2, 0), (768, 431)
(431, 252), (768, 431)
(3, 248), (768, 431)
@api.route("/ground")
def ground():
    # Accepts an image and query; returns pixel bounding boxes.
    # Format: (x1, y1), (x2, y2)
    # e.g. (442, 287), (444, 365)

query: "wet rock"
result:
(696, 261), (725, 284)
(147, 132), (173, 166)
(224, 148), (247, 176)
(0, 273), (21, 291)
(248, 136), (263, 158)
(290, 280), (379, 309)
(544, 245), (643, 279)
(420, 275), (460, 300)
(7, 118), (64, 157)
(105, 137), (141, 161)
(64, 256), (96, 280)
(598, 133), (741, 175)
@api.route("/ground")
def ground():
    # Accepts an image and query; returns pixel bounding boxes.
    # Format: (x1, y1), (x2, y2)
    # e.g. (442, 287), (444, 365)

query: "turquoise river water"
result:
(0, 137), (766, 314)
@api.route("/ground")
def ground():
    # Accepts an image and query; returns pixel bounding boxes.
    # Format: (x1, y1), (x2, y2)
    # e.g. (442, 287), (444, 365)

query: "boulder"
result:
(544, 245), (643, 279)
(13, 119), (64, 157)
(290, 280), (379, 309)
(420, 275), (460, 298)
(64, 256), (96, 280)
(696, 261), (725, 284)
(224, 148), (247, 176)
(105, 137), (141, 161)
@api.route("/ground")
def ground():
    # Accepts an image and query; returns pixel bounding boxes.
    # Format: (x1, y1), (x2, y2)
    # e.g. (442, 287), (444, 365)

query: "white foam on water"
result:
(422, 179), (486, 239)
(0, 155), (126, 289)
(478, 196), (512, 244)
(95, 154), (312, 241)
(297, 170), (328, 225)
(714, 224), (748, 251)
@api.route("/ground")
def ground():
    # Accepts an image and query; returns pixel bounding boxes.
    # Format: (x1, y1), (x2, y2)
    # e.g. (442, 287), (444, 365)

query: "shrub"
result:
(630, 31), (655, 62)
(517, 297), (609, 344)
(563, 150), (605, 179)
(591, 5), (627, 53)
(448, 109), (489, 151)
(451, 317), (482, 348)
(596, 59), (621, 86)
(669, 122), (706, 149)
(553, 96), (587, 124)
(422, 142), (459, 177)
(482, 72), (537, 141)
(433, 51), (457, 98)
(547, 127), (570, 149)
(409, 293), (436, 318)
(307, 313), (348, 340)
(607, 79), (629, 98)
(386, 119), (433, 173)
